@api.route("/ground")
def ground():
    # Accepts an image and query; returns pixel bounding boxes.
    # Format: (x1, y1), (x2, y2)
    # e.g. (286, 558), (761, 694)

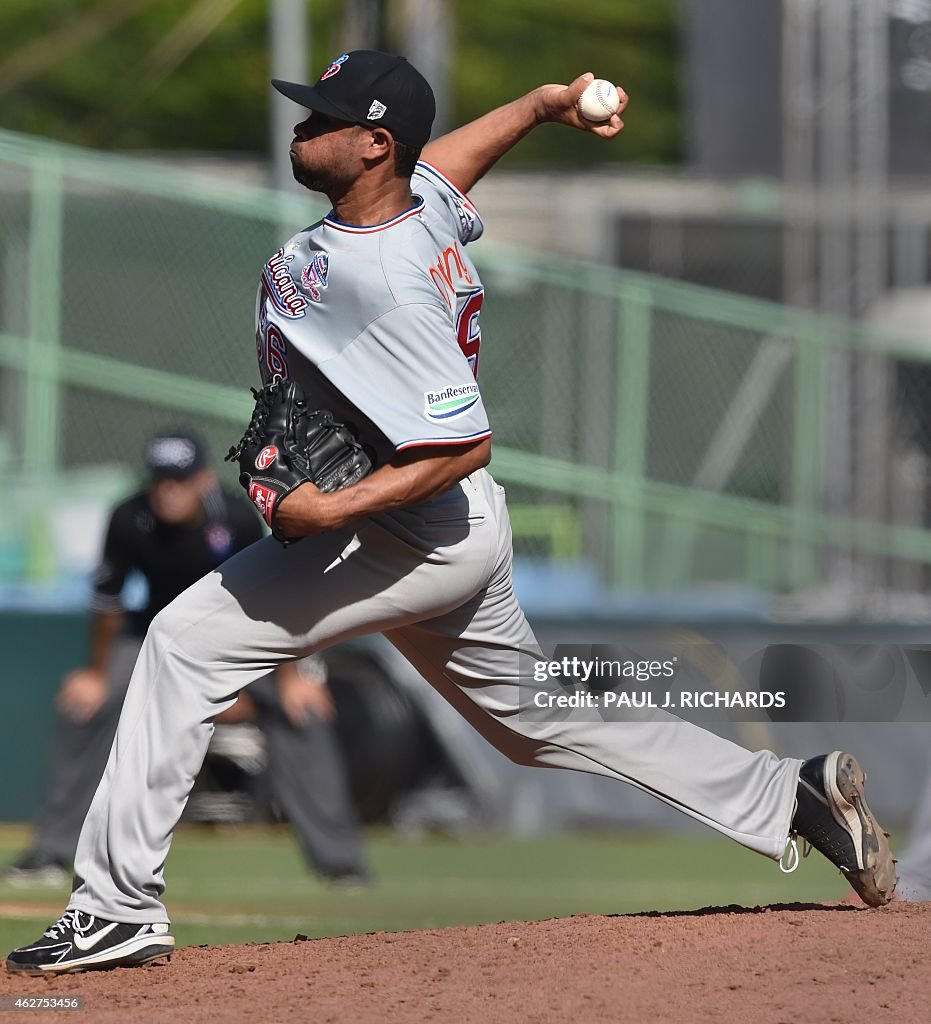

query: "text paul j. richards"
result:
(532, 690), (787, 710)
(528, 659), (785, 710)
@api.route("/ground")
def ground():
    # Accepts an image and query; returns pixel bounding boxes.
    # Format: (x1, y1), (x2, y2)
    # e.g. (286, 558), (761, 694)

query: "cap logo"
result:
(367, 99), (387, 120)
(321, 54), (349, 81)
(149, 437), (196, 469)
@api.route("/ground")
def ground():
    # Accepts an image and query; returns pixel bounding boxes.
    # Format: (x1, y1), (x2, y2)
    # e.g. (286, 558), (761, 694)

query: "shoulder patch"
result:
(453, 196), (477, 243)
(299, 252), (329, 302)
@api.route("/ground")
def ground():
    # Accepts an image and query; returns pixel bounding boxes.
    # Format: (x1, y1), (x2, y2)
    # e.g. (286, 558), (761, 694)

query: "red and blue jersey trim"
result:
(324, 198), (424, 234)
(415, 162), (482, 219)
(395, 429), (492, 452)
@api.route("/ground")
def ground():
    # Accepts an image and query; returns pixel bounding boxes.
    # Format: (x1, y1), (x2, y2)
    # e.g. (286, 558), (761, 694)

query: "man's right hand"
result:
(535, 74), (628, 137)
(57, 668), (107, 723)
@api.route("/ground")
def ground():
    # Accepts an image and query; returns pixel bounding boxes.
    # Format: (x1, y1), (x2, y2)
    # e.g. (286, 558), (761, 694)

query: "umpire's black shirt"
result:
(90, 486), (264, 637)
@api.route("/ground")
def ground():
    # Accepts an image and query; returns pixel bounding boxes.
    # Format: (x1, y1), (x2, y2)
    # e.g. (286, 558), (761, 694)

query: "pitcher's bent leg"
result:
(388, 591), (800, 861)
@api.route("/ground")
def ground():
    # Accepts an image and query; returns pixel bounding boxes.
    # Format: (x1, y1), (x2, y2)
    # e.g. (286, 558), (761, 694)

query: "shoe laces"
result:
(779, 833), (813, 874)
(43, 909), (93, 941)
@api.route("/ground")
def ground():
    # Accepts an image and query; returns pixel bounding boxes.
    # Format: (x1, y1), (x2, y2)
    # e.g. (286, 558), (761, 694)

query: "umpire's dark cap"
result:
(273, 49), (435, 148)
(145, 431), (207, 481)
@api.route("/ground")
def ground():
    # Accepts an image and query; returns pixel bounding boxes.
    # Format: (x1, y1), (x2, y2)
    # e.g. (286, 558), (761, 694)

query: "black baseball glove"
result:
(226, 375), (374, 544)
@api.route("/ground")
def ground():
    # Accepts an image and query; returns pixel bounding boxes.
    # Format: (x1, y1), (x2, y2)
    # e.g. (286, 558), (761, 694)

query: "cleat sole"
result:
(831, 752), (898, 907)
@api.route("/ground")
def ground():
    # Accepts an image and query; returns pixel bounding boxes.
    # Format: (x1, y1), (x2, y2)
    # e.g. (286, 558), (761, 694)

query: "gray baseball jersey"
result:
(255, 162), (489, 468)
(67, 164), (802, 924)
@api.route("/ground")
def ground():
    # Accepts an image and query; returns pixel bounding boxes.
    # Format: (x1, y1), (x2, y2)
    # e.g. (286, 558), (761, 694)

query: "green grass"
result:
(0, 823), (849, 952)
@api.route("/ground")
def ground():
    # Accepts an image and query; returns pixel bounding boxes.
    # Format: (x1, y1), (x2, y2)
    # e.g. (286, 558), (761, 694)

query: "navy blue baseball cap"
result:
(145, 432), (207, 481)
(272, 49), (436, 148)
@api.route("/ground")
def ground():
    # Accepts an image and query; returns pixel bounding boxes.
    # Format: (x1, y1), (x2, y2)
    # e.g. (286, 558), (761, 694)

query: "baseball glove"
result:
(226, 375), (374, 544)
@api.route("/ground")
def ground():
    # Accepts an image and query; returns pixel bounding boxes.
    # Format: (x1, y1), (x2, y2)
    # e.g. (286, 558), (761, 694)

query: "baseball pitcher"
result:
(6, 51), (896, 975)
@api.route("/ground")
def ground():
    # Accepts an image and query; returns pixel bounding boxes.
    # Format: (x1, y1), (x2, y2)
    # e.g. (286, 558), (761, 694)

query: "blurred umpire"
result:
(4, 431), (367, 886)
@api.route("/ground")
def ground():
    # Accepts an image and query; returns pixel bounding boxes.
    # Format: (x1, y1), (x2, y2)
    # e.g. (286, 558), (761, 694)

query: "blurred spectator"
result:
(3, 430), (366, 886)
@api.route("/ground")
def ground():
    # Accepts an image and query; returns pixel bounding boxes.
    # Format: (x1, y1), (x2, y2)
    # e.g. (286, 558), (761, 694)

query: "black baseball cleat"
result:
(5, 910), (174, 974)
(789, 751), (897, 907)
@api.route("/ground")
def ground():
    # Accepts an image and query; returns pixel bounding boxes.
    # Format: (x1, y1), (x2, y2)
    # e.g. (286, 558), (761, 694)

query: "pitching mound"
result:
(3, 903), (929, 1023)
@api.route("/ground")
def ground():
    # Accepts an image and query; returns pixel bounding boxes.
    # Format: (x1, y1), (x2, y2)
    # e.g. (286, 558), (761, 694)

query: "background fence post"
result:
(24, 154), (63, 580)
(613, 280), (652, 587)
(790, 322), (826, 588)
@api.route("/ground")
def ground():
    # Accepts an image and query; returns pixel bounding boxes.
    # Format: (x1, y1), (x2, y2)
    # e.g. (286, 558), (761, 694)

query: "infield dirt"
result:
(2, 902), (928, 1023)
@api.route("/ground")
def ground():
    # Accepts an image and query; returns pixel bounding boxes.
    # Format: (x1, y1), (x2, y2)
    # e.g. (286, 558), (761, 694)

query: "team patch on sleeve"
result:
(299, 252), (329, 302)
(452, 196), (478, 243)
(423, 383), (481, 421)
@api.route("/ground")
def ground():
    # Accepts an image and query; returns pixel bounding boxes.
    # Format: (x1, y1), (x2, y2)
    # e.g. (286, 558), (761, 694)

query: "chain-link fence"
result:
(3, 127), (931, 596)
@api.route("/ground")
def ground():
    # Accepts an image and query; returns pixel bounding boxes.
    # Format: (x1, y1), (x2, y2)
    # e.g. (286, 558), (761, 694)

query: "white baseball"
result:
(577, 78), (620, 122)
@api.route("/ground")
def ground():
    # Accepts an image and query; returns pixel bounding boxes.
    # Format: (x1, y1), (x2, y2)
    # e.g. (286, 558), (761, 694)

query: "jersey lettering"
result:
(429, 242), (474, 309)
(262, 249), (308, 320)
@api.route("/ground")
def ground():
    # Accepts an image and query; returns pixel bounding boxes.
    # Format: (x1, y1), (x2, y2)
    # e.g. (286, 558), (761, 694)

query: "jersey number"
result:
(457, 288), (484, 378)
(257, 288), (290, 379)
(258, 285), (480, 382)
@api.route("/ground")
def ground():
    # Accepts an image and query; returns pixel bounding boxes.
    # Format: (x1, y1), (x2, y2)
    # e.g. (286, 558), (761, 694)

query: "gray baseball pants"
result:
(69, 470), (801, 922)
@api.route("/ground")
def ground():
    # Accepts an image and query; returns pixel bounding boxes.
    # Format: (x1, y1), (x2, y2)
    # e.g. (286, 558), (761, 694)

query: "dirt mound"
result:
(3, 903), (929, 1023)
